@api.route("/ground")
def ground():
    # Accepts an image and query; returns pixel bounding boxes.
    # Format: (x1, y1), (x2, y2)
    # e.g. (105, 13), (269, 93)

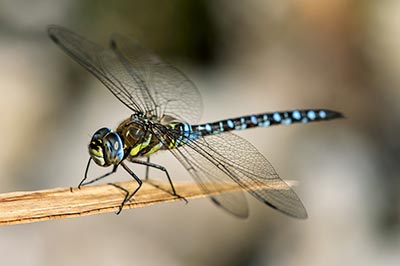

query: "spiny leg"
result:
(79, 158), (118, 188)
(117, 162), (143, 214)
(130, 158), (188, 203)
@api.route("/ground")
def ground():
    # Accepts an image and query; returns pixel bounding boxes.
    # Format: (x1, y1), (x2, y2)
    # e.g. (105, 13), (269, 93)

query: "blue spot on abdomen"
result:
(319, 110), (327, 119)
(307, 110), (316, 120)
(273, 113), (282, 122)
(292, 110), (301, 120)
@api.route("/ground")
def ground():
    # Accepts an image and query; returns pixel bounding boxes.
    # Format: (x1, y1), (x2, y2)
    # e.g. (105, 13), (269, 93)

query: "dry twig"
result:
(0, 180), (292, 226)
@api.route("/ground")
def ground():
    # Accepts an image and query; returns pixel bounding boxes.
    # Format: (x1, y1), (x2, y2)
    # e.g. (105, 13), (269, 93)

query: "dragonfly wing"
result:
(158, 127), (308, 218)
(170, 144), (249, 218)
(109, 33), (203, 124)
(98, 49), (160, 116)
(48, 25), (105, 79)
(48, 25), (154, 115)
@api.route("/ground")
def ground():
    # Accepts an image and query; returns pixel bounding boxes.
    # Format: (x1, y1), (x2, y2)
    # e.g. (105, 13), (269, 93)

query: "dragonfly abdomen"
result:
(192, 109), (343, 136)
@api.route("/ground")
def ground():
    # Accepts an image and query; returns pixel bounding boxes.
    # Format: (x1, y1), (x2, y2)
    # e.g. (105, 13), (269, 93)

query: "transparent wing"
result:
(109, 33), (203, 124)
(170, 141), (249, 218)
(47, 25), (145, 113)
(48, 25), (203, 123)
(156, 127), (307, 218)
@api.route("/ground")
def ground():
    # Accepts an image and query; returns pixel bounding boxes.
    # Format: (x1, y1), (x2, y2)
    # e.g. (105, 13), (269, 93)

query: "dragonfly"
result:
(48, 25), (343, 218)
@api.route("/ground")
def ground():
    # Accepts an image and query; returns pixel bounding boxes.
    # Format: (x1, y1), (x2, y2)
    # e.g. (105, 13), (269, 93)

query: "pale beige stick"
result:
(0, 180), (294, 226)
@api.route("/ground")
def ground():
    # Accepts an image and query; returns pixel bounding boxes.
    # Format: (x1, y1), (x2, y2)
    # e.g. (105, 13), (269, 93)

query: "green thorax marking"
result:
(116, 117), (183, 158)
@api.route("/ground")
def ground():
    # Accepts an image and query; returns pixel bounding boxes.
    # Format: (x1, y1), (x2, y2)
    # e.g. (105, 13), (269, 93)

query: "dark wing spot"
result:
(48, 33), (59, 44)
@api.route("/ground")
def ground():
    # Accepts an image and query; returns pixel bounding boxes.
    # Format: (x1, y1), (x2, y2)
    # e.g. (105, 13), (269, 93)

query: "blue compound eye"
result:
(92, 127), (111, 140)
(89, 128), (123, 167)
(103, 132), (124, 165)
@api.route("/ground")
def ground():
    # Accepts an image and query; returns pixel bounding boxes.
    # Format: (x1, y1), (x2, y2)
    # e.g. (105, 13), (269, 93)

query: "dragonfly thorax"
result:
(116, 116), (163, 158)
(88, 127), (124, 167)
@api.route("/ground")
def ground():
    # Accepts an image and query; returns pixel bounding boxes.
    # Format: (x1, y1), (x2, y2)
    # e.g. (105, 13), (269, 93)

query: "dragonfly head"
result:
(88, 127), (124, 167)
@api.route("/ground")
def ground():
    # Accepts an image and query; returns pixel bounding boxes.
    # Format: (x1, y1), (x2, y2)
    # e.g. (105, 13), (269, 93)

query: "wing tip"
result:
(264, 200), (308, 219)
(292, 208), (308, 219)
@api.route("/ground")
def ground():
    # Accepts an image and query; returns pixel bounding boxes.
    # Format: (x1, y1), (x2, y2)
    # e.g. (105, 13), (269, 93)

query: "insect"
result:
(48, 25), (343, 218)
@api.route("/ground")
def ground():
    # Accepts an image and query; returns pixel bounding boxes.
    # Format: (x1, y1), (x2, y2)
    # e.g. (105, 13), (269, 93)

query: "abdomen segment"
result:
(192, 109), (343, 136)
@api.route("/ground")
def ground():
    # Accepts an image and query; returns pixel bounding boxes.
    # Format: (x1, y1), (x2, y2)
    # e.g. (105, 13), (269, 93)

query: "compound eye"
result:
(92, 127), (111, 140)
(104, 132), (124, 164)
(105, 133), (121, 151)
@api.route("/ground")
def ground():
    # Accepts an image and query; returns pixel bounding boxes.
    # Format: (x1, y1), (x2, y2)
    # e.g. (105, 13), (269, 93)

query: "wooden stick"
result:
(0, 180), (292, 226)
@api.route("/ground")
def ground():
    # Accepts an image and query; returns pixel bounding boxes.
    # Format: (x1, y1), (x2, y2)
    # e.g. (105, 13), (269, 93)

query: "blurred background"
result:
(0, 0), (399, 265)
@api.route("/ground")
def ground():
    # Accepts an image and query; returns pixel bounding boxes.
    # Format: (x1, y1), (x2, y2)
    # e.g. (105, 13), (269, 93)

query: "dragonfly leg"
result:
(130, 158), (188, 204)
(107, 182), (129, 212)
(79, 159), (118, 188)
(115, 162), (142, 214)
